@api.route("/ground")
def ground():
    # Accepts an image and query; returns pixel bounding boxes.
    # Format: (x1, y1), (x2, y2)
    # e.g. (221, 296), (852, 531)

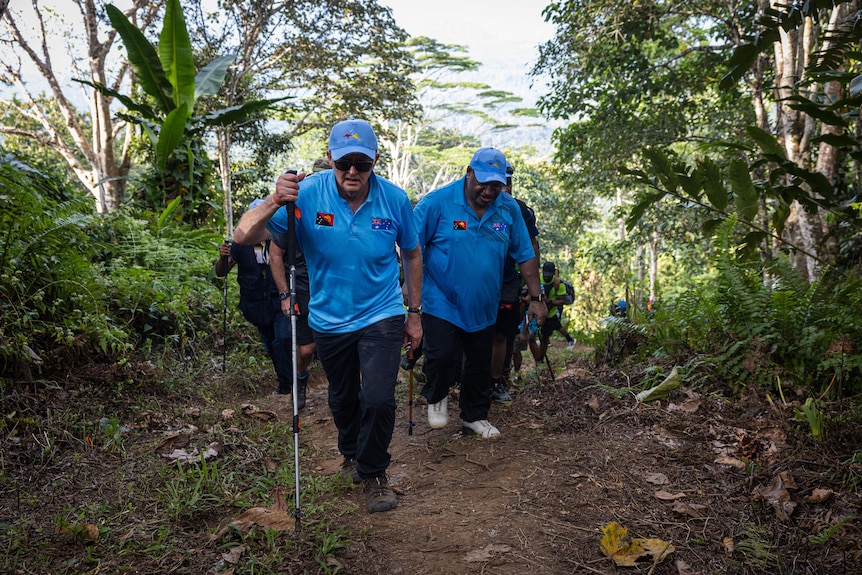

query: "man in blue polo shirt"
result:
(414, 147), (547, 439)
(233, 119), (423, 514)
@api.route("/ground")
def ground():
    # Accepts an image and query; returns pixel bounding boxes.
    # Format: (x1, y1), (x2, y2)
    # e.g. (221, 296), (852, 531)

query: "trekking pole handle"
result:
(283, 170), (298, 269)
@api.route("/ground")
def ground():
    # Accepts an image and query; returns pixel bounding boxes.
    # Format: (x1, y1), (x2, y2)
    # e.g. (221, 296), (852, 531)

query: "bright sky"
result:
(382, 0), (556, 97)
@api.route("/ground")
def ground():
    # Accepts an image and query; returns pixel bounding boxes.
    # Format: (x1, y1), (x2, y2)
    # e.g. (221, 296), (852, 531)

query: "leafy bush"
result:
(85, 206), (226, 350)
(0, 158), (232, 381)
(0, 159), (128, 378)
(640, 218), (862, 396)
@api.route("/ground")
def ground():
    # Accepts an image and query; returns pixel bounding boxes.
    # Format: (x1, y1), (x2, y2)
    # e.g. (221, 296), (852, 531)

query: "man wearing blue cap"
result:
(233, 119), (423, 514)
(413, 147), (547, 439)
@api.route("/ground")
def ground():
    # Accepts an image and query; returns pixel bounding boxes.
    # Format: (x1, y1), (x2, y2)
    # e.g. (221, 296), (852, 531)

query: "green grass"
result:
(0, 351), (363, 575)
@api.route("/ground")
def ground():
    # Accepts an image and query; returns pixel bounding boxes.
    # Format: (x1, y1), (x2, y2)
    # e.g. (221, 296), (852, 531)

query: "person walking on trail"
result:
(214, 200), (290, 394)
(538, 261), (576, 360)
(268, 236), (314, 407)
(234, 119), (423, 515)
(413, 147), (547, 439)
(490, 160), (540, 403)
(265, 156), (333, 404)
(513, 289), (543, 376)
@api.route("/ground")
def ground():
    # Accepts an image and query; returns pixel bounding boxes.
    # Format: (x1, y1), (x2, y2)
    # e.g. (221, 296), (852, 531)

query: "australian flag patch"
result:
(491, 222), (508, 233)
(316, 212), (334, 227)
(453, 220), (467, 231)
(371, 218), (392, 230)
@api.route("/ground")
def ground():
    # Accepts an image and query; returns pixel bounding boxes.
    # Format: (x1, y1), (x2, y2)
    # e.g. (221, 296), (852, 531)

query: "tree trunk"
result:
(649, 230), (658, 305)
(218, 129), (234, 238)
(0, 0), (161, 212)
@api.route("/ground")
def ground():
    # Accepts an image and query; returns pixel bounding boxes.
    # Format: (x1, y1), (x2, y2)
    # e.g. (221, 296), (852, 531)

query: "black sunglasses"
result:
(334, 159), (374, 172)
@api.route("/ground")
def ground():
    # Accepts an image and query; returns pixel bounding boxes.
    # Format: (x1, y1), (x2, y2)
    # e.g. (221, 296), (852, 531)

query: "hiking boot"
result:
(428, 397), (448, 429)
(462, 419), (501, 439)
(363, 475), (397, 513)
(400, 352), (417, 371)
(491, 380), (512, 403)
(340, 457), (360, 484)
(272, 384), (291, 396)
(295, 374), (308, 410)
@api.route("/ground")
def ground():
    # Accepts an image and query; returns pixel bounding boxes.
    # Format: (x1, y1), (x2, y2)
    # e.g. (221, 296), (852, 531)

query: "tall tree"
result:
(377, 36), (536, 198)
(0, 0), (165, 212)
(536, 0), (860, 283)
(187, 0), (420, 233)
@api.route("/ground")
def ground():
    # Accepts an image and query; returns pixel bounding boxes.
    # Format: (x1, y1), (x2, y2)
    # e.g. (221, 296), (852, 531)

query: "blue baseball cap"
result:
(469, 147), (508, 184)
(328, 119), (378, 161)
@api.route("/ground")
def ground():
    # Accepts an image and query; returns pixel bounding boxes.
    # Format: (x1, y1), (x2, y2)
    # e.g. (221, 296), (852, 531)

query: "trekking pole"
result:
(407, 349), (414, 435)
(544, 353), (555, 383)
(285, 170), (303, 532)
(221, 239), (230, 374)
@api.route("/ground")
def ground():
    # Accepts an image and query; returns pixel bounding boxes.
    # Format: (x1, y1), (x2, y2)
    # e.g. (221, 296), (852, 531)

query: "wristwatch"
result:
(279, 292), (290, 300)
(407, 306), (422, 315)
(529, 293), (544, 302)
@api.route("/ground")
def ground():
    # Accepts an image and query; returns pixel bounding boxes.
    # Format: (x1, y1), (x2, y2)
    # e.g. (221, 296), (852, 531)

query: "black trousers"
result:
(420, 313), (495, 423)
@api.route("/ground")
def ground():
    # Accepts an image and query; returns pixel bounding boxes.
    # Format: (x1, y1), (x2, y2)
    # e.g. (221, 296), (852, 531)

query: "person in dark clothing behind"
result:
(214, 199), (289, 392)
(490, 160), (540, 402)
(266, 158), (332, 406)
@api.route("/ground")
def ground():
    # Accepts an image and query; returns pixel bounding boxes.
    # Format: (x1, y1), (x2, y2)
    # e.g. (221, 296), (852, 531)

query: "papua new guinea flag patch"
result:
(316, 212), (334, 227)
(453, 220), (467, 230)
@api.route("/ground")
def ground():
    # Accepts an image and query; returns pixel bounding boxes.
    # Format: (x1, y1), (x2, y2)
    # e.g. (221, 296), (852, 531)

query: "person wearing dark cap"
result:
(266, 157), (330, 405)
(233, 119), (423, 514)
(413, 147), (547, 439)
(489, 160), (540, 402)
(312, 157), (332, 172)
(539, 261), (575, 359)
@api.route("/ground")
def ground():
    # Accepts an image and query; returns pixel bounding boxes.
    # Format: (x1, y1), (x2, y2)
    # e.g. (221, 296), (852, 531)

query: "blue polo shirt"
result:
(266, 171), (418, 333)
(414, 177), (535, 332)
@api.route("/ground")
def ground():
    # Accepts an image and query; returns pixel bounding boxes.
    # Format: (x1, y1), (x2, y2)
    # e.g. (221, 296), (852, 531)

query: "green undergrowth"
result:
(0, 352), (361, 575)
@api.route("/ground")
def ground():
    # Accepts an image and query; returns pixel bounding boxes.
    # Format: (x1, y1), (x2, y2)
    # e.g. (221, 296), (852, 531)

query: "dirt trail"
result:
(258, 346), (861, 575)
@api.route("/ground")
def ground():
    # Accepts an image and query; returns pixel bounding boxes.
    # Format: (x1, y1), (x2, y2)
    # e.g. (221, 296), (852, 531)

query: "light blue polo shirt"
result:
(414, 177), (535, 332)
(267, 171), (418, 333)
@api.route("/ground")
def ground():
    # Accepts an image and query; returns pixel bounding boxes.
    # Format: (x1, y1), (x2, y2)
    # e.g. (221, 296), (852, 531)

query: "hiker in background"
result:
(538, 261), (576, 360)
(611, 299), (628, 318)
(311, 157), (332, 173)
(489, 160), (540, 402)
(234, 119), (422, 515)
(268, 233), (314, 407)
(266, 158), (331, 404)
(214, 200), (288, 392)
(414, 147), (546, 439)
(512, 288), (542, 376)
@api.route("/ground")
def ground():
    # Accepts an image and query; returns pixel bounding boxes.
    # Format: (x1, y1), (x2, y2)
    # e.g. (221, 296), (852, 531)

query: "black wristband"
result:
(407, 307), (422, 314)
(279, 292), (290, 300)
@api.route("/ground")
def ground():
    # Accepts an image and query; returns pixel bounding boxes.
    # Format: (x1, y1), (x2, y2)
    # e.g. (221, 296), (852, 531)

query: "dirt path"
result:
(258, 346), (861, 574)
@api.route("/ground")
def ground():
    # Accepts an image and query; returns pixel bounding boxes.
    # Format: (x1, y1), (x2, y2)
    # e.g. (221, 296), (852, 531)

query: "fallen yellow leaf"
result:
(57, 523), (99, 543)
(600, 522), (675, 567)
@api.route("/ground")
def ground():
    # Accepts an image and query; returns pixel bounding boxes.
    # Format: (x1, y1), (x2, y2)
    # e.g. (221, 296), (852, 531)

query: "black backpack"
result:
(561, 280), (575, 305)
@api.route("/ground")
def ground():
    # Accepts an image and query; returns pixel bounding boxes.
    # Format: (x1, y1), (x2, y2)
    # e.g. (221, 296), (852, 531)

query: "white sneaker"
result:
(461, 419), (501, 439)
(428, 397), (448, 429)
(566, 340), (575, 350)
